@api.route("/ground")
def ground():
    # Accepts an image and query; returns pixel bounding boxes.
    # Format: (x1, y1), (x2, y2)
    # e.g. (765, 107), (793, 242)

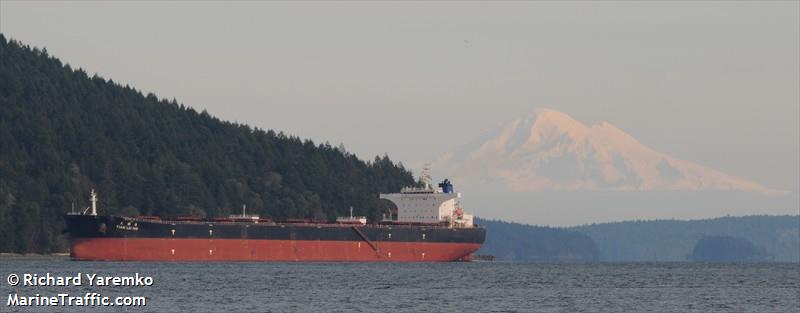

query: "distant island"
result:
(476, 218), (599, 262)
(689, 236), (766, 262)
(571, 215), (798, 262)
(477, 215), (798, 263)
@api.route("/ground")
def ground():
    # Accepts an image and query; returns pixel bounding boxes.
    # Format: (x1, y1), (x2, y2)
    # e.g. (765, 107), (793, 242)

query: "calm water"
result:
(1, 257), (797, 312)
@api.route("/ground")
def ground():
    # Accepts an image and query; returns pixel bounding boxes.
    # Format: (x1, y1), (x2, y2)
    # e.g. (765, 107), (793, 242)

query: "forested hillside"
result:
(572, 215), (799, 262)
(0, 35), (414, 253)
(476, 218), (599, 261)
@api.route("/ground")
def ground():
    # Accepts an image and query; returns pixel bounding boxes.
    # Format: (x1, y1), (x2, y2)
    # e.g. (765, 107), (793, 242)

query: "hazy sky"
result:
(2, 1), (798, 195)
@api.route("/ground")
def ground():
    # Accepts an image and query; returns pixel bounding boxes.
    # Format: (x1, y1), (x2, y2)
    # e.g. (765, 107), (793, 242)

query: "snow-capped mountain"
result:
(435, 108), (778, 195)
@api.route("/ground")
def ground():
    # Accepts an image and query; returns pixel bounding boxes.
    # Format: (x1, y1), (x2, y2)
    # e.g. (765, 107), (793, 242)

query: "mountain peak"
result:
(529, 108), (587, 132)
(436, 108), (780, 195)
(533, 107), (576, 120)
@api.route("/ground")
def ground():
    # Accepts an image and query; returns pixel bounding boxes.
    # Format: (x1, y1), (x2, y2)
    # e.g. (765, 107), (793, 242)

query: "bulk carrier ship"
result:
(64, 177), (485, 262)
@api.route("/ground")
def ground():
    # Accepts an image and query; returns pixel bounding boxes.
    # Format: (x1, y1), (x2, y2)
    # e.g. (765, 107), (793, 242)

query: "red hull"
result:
(70, 238), (481, 262)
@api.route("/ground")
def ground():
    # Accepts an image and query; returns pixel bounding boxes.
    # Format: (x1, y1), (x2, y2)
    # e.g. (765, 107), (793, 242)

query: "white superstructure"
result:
(379, 174), (474, 228)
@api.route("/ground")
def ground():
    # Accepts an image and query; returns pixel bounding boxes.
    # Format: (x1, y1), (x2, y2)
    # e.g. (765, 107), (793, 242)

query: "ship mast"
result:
(422, 164), (431, 190)
(89, 189), (98, 216)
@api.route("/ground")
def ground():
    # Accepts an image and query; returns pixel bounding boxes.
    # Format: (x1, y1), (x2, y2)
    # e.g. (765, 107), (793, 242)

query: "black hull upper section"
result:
(64, 215), (486, 244)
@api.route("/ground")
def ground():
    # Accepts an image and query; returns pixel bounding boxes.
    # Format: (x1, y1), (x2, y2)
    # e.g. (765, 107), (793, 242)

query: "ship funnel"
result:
(438, 179), (453, 194)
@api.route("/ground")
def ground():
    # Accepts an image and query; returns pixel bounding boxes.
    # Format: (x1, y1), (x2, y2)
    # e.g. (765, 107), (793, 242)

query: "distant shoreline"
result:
(0, 253), (69, 258)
